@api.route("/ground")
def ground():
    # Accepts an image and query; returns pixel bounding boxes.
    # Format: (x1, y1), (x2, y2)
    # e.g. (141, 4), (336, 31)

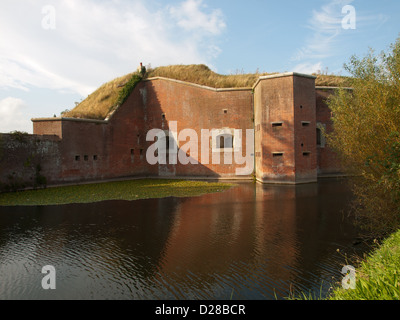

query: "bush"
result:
(327, 37), (400, 237)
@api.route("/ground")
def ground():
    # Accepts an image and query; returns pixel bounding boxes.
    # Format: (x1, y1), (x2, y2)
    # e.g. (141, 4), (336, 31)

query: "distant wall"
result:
(315, 88), (344, 175)
(107, 78), (254, 178)
(0, 133), (61, 191)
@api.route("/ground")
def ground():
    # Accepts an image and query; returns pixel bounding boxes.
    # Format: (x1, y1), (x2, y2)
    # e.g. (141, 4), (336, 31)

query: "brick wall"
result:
(254, 73), (318, 184)
(0, 133), (61, 191)
(0, 76), (345, 190)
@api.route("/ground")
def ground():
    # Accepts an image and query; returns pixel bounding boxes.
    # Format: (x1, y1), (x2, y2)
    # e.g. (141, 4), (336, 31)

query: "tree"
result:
(327, 37), (400, 237)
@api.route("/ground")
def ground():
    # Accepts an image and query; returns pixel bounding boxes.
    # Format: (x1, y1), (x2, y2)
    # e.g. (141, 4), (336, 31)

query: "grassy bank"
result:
(0, 179), (234, 206)
(64, 64), (352, 120)
(328, 229), (400, 300)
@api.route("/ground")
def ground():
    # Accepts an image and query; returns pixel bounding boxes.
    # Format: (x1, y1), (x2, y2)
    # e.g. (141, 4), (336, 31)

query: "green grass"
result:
(0, 179), (235, 207)
(329, 229), (400, 300)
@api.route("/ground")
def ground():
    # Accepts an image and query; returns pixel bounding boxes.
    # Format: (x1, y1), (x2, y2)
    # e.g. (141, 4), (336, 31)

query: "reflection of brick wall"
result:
(1, 76), (345, 189)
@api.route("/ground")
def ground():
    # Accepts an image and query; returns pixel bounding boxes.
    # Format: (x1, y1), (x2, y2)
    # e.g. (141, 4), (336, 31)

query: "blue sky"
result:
(1, 0), (399, 133)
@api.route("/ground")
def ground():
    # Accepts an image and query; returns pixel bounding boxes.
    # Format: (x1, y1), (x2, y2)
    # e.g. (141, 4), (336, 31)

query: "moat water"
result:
(0, 179), (368, 300)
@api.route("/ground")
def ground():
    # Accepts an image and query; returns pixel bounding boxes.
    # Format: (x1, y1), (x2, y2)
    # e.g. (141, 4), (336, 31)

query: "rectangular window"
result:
(75, 155), (80, 161)
(93, 155), (98, 161)
(302, 121), (311, 127)
(217, 134), (233, 149)
(303, 152), (311, 156)
(272, 152), (284, 157)
(84, 155), (89, 161)
(272, 122), (283, 127)
(140, 149), (144, 160)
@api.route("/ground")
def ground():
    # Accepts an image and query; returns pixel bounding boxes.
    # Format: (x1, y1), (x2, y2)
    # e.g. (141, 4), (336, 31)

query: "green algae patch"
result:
(0, 179), (235, 207)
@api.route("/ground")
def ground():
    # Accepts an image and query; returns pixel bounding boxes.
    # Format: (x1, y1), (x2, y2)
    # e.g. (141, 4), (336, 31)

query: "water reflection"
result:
(0, 179), (364, 300)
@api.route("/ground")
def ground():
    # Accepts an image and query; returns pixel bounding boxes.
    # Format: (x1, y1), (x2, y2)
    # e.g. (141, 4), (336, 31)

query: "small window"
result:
(162, 113), (166, 120)
(303, 152), (311, 156)
(302, 121), (311, 127)
(223, 109), (228, 114)
(140, 149), (144, 160)
(272, 152), (284, 157)
(93, 155), (98, 161)
(272, 122), (283, 127)
(84, 155), (89, 161)
(75, 155), (80, 161)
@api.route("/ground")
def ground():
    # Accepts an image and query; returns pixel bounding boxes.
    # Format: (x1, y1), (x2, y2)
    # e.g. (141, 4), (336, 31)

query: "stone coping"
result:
(144, 76), (253, 92)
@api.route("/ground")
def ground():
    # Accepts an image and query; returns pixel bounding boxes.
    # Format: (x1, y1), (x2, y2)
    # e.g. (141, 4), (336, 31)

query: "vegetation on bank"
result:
(0, 179), (234, 206)
(63, 64), (352, 121)
(316, 37), (400, 300)
(63, 72), (142, 120)
(327, 37), (400, 237)
(329, 229), (400, 300)
(288, 36), (400, 301)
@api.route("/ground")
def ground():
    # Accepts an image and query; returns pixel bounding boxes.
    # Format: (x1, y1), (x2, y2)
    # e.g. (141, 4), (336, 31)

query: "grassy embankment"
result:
(289, 229), (400, 300)
(0, 179), (234, 206)
(328, 229), (400, 300)
(64, 64), (352, 121)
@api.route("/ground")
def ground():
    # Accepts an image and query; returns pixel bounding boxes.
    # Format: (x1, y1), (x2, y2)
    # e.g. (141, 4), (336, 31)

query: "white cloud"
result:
(293, 62), (323, 75)
(0, 0), (226, 98)
(169, 0), (226, 35)
(292, 0), (350, 62)
(0, 97), (32, 133)
(291, 0), (390, 67)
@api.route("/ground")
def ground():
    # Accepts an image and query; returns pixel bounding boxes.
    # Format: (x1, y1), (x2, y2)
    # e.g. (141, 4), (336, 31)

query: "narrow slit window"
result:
(303, 151), (311, 156)
(140, 149), (144, 160)
(302, 121), (311, 127)
(272, 152), (284, 157)
(93, 155), (98, 161)
(131, 149), (135, 163)
(316, 123), (326, 148)
(272, 122), (283, 127)
(317, 128), (322, 146)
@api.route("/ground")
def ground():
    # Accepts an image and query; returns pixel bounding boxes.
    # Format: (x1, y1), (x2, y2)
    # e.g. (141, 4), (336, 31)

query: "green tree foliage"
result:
(327, 37), (400, 237)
